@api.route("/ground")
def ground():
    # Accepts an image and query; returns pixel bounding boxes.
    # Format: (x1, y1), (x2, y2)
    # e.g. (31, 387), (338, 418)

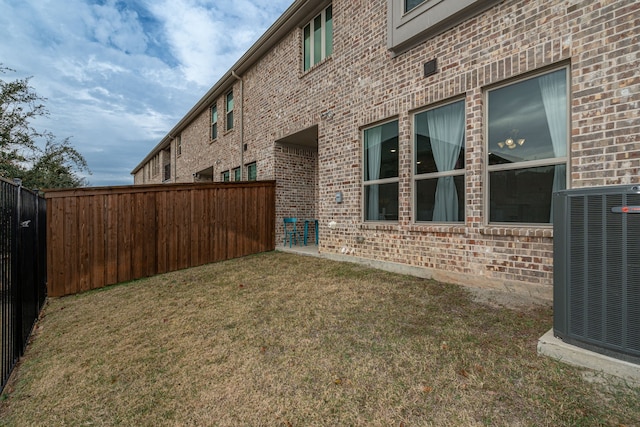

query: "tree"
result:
(23, 137), (89, 188)
(0, 65), (90, 189)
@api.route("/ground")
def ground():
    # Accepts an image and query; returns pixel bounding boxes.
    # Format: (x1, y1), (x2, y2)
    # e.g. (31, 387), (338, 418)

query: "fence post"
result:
(35, 195), (46, 308)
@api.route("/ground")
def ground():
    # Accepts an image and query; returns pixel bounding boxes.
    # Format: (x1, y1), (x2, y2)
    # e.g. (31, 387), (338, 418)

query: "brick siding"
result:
(134, 0), (640, 299)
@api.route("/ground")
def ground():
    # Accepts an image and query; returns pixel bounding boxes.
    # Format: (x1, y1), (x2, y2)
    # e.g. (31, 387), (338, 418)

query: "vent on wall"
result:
(554, 185), (640, 365)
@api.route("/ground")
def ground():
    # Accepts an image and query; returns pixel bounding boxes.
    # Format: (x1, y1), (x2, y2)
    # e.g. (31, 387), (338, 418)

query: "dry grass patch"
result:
(1, 252), (639, 426)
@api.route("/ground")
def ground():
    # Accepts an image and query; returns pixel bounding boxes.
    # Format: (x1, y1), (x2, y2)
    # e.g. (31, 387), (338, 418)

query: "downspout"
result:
(173, 137), (177, 182)
(231, 70), (244, 180)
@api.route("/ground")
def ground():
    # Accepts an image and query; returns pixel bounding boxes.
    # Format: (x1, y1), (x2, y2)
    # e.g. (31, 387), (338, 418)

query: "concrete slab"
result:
(276, 244), (320, 257)
(538, 329), (640, 385)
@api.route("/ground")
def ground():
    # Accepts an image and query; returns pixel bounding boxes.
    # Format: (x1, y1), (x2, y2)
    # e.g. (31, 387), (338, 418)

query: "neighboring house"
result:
(132, 0), (640, 300)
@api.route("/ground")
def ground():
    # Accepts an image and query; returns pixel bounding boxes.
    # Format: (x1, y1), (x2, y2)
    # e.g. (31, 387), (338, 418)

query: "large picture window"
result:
(414, 99), (465, 222)
(303, 5), (333, 71)
(363, 120), (399, 221)
(487, 67), (568, 224)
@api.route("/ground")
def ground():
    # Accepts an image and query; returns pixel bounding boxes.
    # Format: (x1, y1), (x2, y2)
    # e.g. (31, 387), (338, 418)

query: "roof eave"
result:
(132, 0), (327, 175)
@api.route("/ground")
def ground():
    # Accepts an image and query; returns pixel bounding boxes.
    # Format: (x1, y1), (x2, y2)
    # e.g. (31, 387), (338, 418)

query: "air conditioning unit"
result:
(553, 185), (640, 365)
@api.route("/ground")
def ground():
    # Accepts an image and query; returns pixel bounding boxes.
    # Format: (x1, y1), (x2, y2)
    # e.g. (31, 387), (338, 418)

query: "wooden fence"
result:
(45, 181), (276, 297)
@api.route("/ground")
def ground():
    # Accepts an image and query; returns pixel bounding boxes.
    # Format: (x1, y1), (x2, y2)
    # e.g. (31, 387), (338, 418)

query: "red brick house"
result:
(132, 0), (640, 300)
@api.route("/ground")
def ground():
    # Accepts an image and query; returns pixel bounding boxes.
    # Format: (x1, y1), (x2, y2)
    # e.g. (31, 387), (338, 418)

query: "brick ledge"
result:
(480, 226), (553, 238)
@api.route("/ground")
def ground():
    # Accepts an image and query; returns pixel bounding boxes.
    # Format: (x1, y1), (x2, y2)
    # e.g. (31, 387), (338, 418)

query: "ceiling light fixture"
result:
(497, 129), (525, 150)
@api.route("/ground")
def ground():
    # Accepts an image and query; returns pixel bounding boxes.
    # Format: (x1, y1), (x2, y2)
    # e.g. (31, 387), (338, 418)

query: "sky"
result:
(0, 0), (294, 187)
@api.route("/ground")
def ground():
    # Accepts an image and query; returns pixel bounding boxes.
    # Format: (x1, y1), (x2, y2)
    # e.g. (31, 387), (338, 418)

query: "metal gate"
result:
(1, 178), (47, 394)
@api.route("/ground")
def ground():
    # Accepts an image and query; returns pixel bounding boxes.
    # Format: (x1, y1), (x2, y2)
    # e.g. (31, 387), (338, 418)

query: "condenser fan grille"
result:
(555, 186), (640, 364)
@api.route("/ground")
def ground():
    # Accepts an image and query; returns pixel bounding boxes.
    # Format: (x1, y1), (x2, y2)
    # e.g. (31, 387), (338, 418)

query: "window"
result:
(388, 0), (501, 56)
(233, 167), (241, 181)
(211, 105), (218, 140)
(163, 164), (171, 182)
(363, 120), (399, 221)
(176, 135), (182, 156)
(303, 5), (333, 71)
(405, 0), (426, 12)
(247, 162), (257, 181)
(414, 99), (465, 222)
(487, 67), (568, 224)
(226, 91), (234, 131)
(150, 155), (160, 178)
(221, 170), (230, 182)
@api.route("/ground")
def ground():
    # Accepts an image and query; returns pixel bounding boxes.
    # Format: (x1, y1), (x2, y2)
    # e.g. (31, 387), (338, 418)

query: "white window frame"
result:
(211, 104), (218, 140)
(226, 91), (234, 131)
(303, 5), (333, 71)
(413, 98), (466, 223)
(246, 162), (257, 181)
(362, 119), (400, 222)
(484, 66), (570, 226)
(151, 154), (160, 177)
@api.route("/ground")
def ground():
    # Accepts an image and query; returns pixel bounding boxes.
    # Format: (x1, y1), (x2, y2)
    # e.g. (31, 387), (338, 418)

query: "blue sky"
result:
(0, 0), (293, 186)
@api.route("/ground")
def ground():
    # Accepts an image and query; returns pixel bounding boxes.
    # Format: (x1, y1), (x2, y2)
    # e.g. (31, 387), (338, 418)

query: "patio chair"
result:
(283, 217), (299, 247)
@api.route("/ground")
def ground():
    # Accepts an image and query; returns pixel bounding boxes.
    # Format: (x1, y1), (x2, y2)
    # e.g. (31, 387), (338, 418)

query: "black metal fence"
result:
(1, 178), (47, 394)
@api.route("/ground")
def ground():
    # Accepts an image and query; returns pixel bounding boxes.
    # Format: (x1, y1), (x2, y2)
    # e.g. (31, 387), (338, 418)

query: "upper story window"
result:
(405, 0), (426, 12)
(414, 99), (465, 222)
(226, 91), (234, 131)
(247, 162), (257, 181)
(486, 67), (568, 224)
(211, 105), (218, 140)
(151, 154), (160, 177)
(388, 0), (501, 56)
(176, 135), (182, 156)
(303, 5), (333, 71)
(363, 120), (399, 222)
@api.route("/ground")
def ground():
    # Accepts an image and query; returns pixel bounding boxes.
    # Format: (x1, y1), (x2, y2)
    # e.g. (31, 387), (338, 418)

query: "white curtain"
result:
(426, 101), (465, 221)
(539, 72), (567, 222)
(366, 126), (382, 220)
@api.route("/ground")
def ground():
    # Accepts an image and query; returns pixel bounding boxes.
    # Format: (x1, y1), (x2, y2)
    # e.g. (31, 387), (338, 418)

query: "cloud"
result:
(147, 0), (293, 86)
(88, 0), (149, 54)
(0, 0), (293, 186)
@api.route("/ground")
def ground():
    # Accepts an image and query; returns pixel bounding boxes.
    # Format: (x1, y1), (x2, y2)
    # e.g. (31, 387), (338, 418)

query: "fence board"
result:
(132, 193), (145, 280)
(105, 194), (118, 285)
(90, 195), (105, 290)
(79, 196), (90, 293)
(46, 182), (276, 297)
(157, 191), (168, 274)
(144, 191), (157, 278)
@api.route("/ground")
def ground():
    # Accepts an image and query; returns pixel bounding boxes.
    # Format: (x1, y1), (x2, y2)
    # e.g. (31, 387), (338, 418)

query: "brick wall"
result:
(274, 143), (318, 243)
(135, 0), (639, 298)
